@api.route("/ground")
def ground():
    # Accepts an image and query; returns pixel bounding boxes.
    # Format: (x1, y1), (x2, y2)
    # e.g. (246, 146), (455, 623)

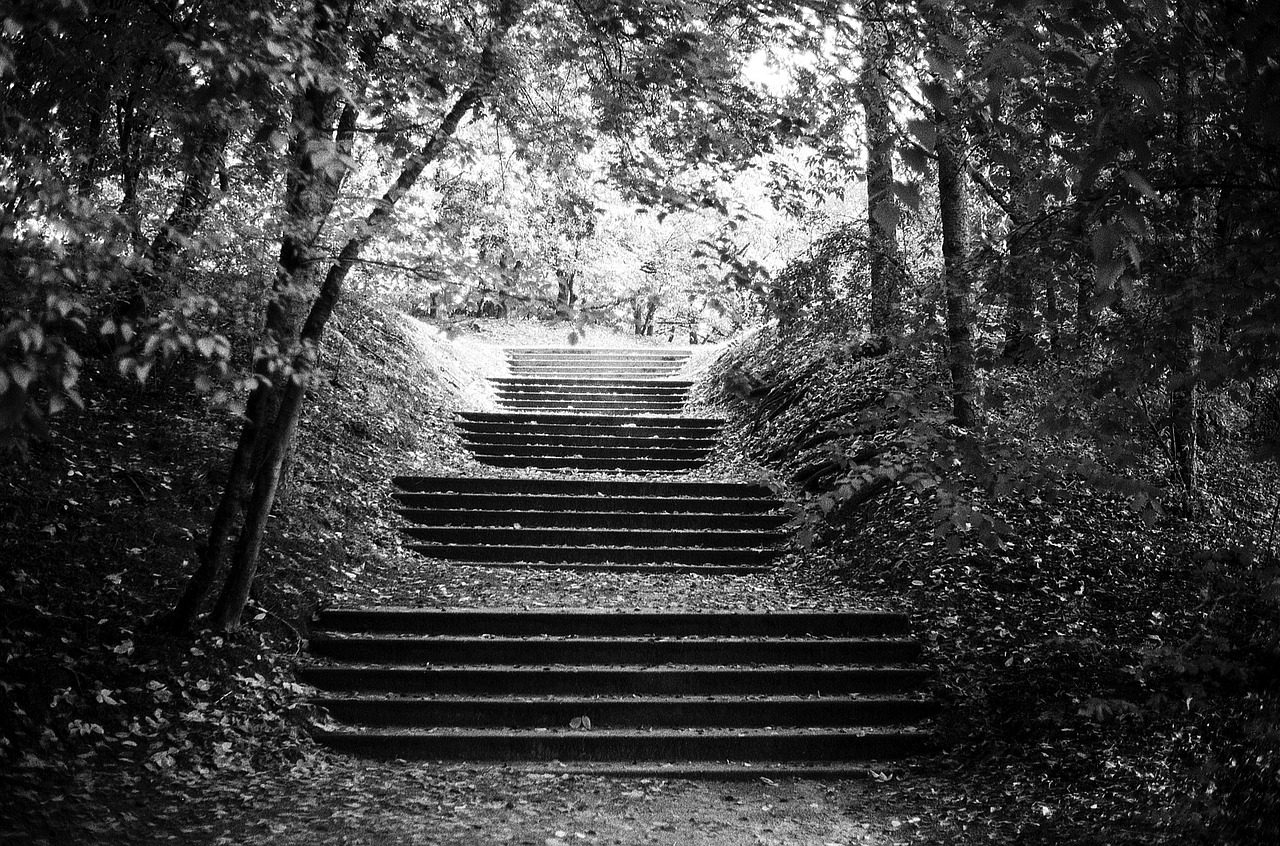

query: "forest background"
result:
(2, 0), (1280, 843)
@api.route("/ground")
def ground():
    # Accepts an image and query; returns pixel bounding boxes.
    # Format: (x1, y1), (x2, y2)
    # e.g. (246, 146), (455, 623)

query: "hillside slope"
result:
(695, 322), (1280, 845)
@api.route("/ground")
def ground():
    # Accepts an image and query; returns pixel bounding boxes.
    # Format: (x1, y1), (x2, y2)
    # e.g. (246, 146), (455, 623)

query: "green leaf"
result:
(1117, 70), (1162, 107)
(906, 119), (937, 150)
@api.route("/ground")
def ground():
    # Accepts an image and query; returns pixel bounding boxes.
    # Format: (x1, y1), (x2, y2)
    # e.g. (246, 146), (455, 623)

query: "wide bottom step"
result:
(314, 727), (932, 761)
(312, 695), (939, 727)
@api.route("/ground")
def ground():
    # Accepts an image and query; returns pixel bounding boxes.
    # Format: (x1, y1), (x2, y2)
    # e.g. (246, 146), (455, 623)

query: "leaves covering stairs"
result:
(304, 346), (935, 772)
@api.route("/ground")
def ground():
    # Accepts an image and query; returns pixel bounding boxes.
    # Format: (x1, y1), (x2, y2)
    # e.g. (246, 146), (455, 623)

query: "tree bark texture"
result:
(1167, 0), (1200, 493)
(936, 118), (980, 428)
(860, 20), (902, 336)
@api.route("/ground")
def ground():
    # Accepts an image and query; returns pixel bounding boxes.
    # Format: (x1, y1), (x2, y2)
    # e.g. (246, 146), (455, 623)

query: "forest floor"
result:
(2, 303), (1271, 844)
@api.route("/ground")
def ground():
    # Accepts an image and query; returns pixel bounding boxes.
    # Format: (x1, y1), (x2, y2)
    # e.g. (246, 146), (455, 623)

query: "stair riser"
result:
(460, 434), (717, 449)
(507, 364), (685, 372)
(457, 423), (720, 439)
(493, 385), (690, 396)
(392, 493), (782, 514)
(312, 699), (939, 729)
(405, 561), (769, 575)
(506, 372), (686, 380)
(465, 445), (711, 459)
(402, 527), (780, 547)
(458, 411), (722, 427)
(495, 401), (687, 411)
(404, 544), (778, 565)
(300, 667), (928, 696)
(392, 476), (768, 497)
(309, 638), (921, 665)
(313, 610), (911, 637)
(473, 456), (704, 471)
(317, 732), (928, 761)
(505, 355), (687, 361)
(396, 509), (789, 530)
(496, 402), (684, 411)
(492, 380), (692, 389)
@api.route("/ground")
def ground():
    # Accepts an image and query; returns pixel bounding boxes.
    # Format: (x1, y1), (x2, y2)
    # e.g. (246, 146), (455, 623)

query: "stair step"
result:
(392, 476), (771, 497)
(459, 432), (717, 449)
(496, 401), (685, 412)
(509, 762), (885, 780)
(313, 727), (931, 761)
(308, 636), (920, 665)
(392, 492), (783, 514)
(472, 455), (704, 471)
(492, 377), (693, 388)
(458, 410), (722, 427)
(457, 421), (721, 439)
(396, 508), (789, 530)
(404, 543), (778, 565)
(492, 383), (691, 395)
(299, 665), (929, 695)
(402, 525), (780, 547)
(313, 608), (912, 637)
(403, 560), (769, 574)
(506, 370), (687, 378)
(464, 443), (712, 460)
(311, 695), (939, 728)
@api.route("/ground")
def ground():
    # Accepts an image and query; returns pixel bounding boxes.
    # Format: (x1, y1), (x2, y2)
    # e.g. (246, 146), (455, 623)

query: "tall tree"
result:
(860, 10), (903, 336)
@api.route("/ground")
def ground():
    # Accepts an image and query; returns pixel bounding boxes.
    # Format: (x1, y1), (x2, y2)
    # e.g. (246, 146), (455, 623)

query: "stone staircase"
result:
(303, 345), (936, 773)
(458, 347), (717, 472)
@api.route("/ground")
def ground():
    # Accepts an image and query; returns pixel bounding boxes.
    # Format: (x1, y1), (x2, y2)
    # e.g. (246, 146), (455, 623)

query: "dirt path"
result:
(7, 758), (959, 845)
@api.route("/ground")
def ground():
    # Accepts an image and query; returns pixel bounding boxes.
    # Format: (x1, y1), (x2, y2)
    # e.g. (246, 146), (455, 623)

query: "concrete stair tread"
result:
(392, 476), (771, 496)
(302, 662), (927, 672)
(400, 561), (771, 574)
(457, 411), (723, 425)
(395, 510), (789, 530)
(310, 693), (934, 703)
(402, 525), (781, 539)
(310, 634), (915, 645)
(314, 607), (910, 631)
(506, 762), (892, 779)
(315, 726), (931, 738)
(392, 493), (784, 510)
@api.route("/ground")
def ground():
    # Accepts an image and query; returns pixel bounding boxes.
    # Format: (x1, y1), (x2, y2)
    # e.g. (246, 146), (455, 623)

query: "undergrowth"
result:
(703, 321), (1280, 845)
(0, 293), (463, 834)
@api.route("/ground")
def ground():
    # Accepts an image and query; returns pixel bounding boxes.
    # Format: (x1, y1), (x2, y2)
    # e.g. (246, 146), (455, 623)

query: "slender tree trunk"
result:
(861, 20), (901, 336)
(556, 269), (577, 317)
(129, 118), (232, 312)
(147, 122), (231, 273)
(115, 93), (145, 253)
(1000, 171), (1036, 362)
(1074, 210), (1096, 352)
(166, 383), (270, 633)
(1045, 273), (1061, 357)
(210, 0), (527, 631)
(1168, 0), (1200, 494)
(936, 119), (979, 427)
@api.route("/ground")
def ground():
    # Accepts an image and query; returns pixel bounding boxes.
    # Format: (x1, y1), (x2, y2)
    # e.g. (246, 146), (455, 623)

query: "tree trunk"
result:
(1001, 232), (1036, 362)
(1045, 272), (1061, 357)
(1074, 210), (1096, 352)
(556, 269), (577, 317)
(115, 93), (145, 253)
(936, 118), (980, 428)
(130, 118), (232, 310)
(860, 20), (902, 336)
(165, 383), (270, 633)
(1000, 172), (1037, 362)
(173, 3), (363, 631)
(209, 0), (528, 632)
(1168, 0), (1200, 494)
